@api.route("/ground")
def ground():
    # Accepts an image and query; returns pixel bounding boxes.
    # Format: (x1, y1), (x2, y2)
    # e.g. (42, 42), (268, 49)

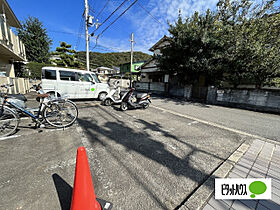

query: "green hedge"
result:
(26, 62), (54, 79)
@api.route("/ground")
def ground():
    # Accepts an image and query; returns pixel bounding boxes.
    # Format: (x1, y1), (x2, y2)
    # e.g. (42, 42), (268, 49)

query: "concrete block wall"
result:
(209, 87), (280, 113)
(135, 82), (149, 90)
(135, 82), (192, 99)
(0, 76), (32, 94)
(169, 85), (192, 100)
(135, 82), (166, 94)
(150, 83), (165, 92)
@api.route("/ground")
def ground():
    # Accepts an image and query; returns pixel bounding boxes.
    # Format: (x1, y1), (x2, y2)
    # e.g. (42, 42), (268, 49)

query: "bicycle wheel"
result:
(0, 106), (19, 137)
(43, 100), (78, 128)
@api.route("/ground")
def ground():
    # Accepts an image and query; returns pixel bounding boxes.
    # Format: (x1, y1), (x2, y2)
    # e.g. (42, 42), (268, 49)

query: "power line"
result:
(89, 5), (95, 16)
(97, 0), (138, 36)
(75, 16), (85, 49)
(90, 37), (127, 52)
(136, 2), (164, 26)
(91, 35), (100, 50)
(96, 0), (111, 19)
(91, 0), (128, 36)
(108, 0), (133, 36)
(48, 30), (83, 36)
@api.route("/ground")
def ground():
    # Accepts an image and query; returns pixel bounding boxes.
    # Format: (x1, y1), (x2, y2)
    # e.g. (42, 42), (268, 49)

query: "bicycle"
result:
(0, 84), (78, 137)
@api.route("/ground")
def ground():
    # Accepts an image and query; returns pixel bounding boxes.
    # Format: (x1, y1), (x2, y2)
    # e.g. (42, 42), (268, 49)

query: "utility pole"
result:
(130, 32), (134, 88)
(84, 0), (90, 71)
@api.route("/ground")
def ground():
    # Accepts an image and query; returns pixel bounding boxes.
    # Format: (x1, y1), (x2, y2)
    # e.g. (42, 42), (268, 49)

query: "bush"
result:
(26, 62), (54, 79)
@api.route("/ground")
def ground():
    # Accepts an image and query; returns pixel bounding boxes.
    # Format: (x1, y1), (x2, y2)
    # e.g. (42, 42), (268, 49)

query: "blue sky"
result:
(8, 0), (278, 54)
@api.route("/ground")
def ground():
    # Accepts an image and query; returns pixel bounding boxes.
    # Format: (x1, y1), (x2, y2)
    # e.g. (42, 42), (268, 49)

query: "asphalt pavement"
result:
(0, 95), (278, 210)
(151, 97), (280, 141)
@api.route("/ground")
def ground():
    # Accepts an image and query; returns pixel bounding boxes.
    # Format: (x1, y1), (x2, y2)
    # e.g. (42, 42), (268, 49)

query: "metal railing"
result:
(0, 15), (26, 60)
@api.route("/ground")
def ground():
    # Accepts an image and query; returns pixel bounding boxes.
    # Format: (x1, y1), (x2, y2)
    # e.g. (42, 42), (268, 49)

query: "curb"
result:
(178, 142), (250, 210)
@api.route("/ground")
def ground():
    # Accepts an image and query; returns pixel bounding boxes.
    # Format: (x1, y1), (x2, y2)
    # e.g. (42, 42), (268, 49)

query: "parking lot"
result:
(1, 95), (279, 210)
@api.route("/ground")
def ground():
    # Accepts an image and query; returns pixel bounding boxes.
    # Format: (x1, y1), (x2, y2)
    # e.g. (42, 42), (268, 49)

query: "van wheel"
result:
(98, 92), (107, 101)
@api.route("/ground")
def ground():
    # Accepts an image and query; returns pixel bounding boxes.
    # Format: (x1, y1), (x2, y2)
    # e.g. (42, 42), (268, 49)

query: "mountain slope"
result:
(77, 51), (152, 68)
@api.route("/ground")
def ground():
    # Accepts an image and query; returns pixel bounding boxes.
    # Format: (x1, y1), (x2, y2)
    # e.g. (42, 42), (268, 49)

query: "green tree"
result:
(26, 62), (55, 79)
(217, 0), (280, 88)
(51, 42), (83, 68)
(17, 16), (52, 63)
(158, 10), (224, 85)
(157, 0), (280, 88)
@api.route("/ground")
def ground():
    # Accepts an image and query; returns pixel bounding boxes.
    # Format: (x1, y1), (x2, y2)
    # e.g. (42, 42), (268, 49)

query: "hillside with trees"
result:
(77, 51), (152, 68)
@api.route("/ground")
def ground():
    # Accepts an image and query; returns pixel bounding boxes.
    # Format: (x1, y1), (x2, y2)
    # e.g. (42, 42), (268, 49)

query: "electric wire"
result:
(89, 5), (95, 16)
(91, 0), (128, 36)
(75, 16), (85, 49)
(136, 2), (164, 26)
(97, 0), (138, 36)
(96, 0), (111, 19)
(48, 30), (83, 36)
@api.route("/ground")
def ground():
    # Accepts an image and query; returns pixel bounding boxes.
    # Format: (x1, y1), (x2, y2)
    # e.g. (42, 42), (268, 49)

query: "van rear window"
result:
(59, 71), (75, 81)
(43, 69), (56, 80)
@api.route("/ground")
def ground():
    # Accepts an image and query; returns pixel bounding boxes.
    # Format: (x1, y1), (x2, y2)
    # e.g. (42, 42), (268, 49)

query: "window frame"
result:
(42, 69), (57, 80)
(59, 70), (76, 81)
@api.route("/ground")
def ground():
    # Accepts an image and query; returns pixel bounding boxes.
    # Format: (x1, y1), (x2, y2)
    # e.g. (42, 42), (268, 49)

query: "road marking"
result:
(112, 113), (122, 118)
(151, 105), (280, 145)
(0, 135), (21, 141)
(187, 121), (199, 126)
(167, 143), (177, 150)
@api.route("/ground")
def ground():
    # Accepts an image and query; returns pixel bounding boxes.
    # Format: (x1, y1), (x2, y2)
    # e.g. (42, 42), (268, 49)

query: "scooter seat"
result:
(7, 94), (27, 102)
(136, 93), (148, 99)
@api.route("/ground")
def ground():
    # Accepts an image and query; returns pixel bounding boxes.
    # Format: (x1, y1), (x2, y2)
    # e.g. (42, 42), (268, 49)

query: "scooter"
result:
(120, 88), (151, 111)
(103, 80), (128, 106)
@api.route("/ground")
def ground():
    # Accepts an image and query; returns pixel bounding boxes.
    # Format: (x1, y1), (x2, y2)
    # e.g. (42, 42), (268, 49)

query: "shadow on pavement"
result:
(152, 95), (210, 108)
(77, 112), (225, 209)
(52, 173), (72, 210)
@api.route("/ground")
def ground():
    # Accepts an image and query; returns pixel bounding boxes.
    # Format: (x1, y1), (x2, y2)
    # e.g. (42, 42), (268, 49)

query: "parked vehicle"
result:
(102, 80), (128, 106)
(120, 88), (151, 111)
(0, 84), (78, 137)
(41, 67), (109, 100)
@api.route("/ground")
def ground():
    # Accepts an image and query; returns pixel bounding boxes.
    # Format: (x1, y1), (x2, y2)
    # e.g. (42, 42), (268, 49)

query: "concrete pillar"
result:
(206, 86), (217, 104)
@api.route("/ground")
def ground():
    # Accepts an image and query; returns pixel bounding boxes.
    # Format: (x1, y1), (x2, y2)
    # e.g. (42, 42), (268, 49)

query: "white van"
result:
(41, 67), (109, 100)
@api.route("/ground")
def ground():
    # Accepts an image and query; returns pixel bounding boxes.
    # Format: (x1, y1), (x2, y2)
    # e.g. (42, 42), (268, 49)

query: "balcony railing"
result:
(0, 15), (26, 60)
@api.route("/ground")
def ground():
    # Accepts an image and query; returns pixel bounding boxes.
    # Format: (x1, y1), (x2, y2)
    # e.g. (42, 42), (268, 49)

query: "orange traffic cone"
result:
(70, 146), (101, 210)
